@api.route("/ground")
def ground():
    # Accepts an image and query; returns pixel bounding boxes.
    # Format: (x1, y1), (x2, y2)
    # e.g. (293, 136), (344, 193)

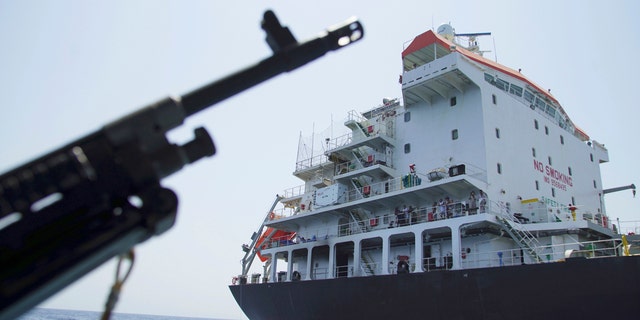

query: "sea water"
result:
(18, 308), (229, 320)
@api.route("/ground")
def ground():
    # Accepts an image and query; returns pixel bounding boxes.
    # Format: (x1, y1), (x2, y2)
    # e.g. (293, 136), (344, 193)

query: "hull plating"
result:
(230, 256), (640, 320)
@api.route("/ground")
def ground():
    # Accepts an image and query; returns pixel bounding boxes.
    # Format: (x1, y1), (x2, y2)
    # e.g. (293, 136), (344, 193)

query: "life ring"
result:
(292, 271), (301, 281)
(269, 212), (275, 220)
(232, 276), (238, 285)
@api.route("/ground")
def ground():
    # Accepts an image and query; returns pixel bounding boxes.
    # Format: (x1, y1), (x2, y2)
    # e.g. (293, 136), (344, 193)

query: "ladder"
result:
(496, 213), (543, 263)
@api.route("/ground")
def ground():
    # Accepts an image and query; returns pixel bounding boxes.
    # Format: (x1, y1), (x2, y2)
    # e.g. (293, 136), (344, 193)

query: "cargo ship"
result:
(229, 24), (639, 319)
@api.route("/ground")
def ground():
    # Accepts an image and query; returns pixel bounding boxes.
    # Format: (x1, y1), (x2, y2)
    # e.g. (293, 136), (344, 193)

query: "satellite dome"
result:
(437, 24), (455, 41)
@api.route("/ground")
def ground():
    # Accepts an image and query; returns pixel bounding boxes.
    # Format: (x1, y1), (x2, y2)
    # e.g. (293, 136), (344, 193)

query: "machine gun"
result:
(0, 10), (363, 319)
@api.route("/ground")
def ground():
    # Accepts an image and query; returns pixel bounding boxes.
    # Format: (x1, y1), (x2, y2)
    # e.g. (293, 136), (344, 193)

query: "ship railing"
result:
(461, 248), (525, 269)
(324, 122), (395, 154)
(344, 113), (395, 140)
(421, 257), (453, 272)
(363, 98), (400, 119)
(343, 173), (427, 202)
(275, 270), (307, 283)
(562, 239), (622, 259)
(285, 164), (487, 218)
(324, 132), (352, 151)
(459, 238), (624, 270)
(282, 184), (305, 199)
(334, 151), (392, 176)
(271, 206), (298, 218)
(346, 109), (367, 123)
(617, 220), (640, 236)
(335, 265), (352, 278)
(295, 153), (331, 172)
(343, 167), (487, 204)
(262, 227), (333, 250)
(312, 267), (329, 280)
(337, 200), (472, 235)
(262, 229), (331, 250)
(270, 202), (495, 249)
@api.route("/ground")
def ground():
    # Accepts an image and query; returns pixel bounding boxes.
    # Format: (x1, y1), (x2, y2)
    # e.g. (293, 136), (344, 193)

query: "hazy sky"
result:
(1, 1), (639, 319)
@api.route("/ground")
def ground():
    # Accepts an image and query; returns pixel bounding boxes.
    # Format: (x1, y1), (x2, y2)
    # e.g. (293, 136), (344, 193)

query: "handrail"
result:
(334, 150), (392, 176)
(261, 200), (624, 261)
(257, 237), (624, 282)
(295, 153), (331, 171)
(288, 163), (487, 214)
(297, 117), (395, 170)
(459, 238), (623, 269)
(282, 184), (305, 199)
(346, 109), (367, 123)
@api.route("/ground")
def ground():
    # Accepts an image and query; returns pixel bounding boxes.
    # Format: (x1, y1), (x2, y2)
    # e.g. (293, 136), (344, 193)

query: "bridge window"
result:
(545, 104), (556, 118)
(495, 78), (509, 92)
(484, 73), (495, 83)
(509, 84), (523, 97)
(524, 90), (535, 104)
(535, 97), (546, 112)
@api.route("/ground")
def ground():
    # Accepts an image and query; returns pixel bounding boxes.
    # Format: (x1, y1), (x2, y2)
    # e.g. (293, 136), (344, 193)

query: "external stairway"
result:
(496, 213), (543, 263)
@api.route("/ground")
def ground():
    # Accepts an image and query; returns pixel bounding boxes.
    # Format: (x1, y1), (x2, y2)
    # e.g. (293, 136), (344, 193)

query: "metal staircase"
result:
(348, 208), (371, 234)
(496, 213), (543, 263)
(345, 112), (371, 138)
(349, 209), (369, 233)
(360, 250), (376, 276)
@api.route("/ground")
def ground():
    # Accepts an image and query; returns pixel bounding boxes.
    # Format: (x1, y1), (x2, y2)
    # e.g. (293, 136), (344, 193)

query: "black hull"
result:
(230, 256), (640, 320)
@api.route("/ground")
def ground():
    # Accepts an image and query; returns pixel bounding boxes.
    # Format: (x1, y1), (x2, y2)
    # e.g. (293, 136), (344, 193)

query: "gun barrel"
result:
(180, 16), (363, 116)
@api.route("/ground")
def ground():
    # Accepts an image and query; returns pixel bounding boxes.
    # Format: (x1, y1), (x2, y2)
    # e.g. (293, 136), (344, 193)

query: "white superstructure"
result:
(237, 24), (619, 285)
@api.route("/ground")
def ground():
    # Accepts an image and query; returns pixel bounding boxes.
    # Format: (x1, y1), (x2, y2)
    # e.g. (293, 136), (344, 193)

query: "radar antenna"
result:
(436, 23), (491, 56)
(454, 32), (491, 55)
